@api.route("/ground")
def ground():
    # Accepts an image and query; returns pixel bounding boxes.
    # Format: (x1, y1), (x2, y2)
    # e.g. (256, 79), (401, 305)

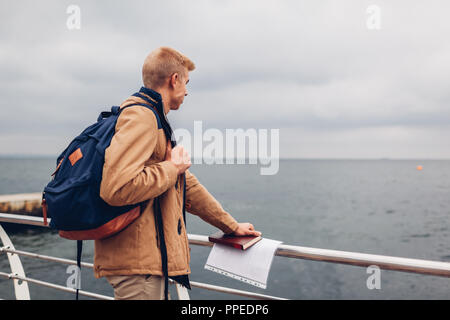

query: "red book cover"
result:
(208, 231), (262, 250)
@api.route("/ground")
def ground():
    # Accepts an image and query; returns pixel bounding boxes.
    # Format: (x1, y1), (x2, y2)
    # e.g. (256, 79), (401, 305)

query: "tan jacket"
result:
(93, 92), (239, 278)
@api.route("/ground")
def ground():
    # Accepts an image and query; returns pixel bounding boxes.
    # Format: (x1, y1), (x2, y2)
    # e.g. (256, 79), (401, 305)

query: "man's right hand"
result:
(165, 143), (191, 175)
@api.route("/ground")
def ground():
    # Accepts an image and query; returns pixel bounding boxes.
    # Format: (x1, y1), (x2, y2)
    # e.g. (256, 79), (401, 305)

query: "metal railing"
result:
(1, 212), (449, 300)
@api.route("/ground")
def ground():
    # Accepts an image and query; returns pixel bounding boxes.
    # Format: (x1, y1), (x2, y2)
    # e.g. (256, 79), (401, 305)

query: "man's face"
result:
(170, 69), (189, 111)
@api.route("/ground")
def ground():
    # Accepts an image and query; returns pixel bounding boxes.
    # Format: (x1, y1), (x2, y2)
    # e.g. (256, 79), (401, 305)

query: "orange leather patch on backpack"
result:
(69, 148), (83, 166)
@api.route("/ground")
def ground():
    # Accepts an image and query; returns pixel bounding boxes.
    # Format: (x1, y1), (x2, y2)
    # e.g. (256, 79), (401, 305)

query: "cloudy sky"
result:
(1, 0), (449, 159)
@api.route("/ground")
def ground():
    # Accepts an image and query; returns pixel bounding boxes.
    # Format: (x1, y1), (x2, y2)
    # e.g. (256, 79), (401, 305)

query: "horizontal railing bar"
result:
(187, 280), (287, 300)
(0, 213), (49, 227)
(167, 279), (285, 300)
(1, 247), (286, 299)
(0, 246), (94, 268)
(187, 234), (450, 278)
(0, 271), (113, 300)
(2, 214), (450, 278)
(274, 245), (450, 277)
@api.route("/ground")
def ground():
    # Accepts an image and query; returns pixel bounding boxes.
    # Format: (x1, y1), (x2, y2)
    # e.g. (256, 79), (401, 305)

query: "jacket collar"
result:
(139, 86), (162, 106)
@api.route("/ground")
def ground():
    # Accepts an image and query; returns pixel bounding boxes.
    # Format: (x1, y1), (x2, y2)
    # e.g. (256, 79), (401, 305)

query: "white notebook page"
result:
(204, 238), (282, 289)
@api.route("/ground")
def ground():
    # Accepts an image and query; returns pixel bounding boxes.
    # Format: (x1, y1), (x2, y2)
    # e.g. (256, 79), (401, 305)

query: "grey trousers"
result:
(106, 274), (170, 300)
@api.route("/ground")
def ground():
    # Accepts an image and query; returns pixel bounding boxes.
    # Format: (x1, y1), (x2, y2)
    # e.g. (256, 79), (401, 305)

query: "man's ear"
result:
(169, 73), (179, 88)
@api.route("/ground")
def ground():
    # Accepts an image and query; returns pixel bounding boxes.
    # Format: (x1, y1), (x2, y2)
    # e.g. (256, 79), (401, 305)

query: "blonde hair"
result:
(142, 47), (195, 89)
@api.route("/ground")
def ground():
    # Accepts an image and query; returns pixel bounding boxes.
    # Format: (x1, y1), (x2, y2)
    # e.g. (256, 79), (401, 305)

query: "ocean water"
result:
(0, 158), (449, 300)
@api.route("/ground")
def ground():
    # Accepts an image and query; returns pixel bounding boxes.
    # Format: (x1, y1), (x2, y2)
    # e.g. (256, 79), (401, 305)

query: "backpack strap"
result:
(97, 106), (120, 122)
(154, 197), (169, 300)
(119, 96), (187, 299)
(120, 99), (172, 299)
(75, 240), (82, 300)
(118, 103), (162, 129)
(97, 103), (162, 129)
(132, 92), (159, 108)
(132, 92), (175, 147)
(182, 173), (186, 226)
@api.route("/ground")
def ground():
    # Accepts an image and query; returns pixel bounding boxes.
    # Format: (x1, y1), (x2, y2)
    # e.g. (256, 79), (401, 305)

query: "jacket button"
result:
(177, 218), (182, 235)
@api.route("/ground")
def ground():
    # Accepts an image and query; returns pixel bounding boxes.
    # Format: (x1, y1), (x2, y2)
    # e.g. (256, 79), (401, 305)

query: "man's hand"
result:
(165, 143), (191, 175)
(233, 223), (262, 237)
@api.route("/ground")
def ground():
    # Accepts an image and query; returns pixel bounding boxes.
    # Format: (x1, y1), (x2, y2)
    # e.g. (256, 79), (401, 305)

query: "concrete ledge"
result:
(0, 193), (43, 216)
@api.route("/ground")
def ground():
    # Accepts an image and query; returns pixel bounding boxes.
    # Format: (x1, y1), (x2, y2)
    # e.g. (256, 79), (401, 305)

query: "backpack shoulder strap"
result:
(119, 103), (162, 129)
(132, 92), (159, 107)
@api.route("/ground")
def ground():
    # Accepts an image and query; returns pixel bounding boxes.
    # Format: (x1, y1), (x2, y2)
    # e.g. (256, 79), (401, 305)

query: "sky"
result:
(1, 0), (450, 159)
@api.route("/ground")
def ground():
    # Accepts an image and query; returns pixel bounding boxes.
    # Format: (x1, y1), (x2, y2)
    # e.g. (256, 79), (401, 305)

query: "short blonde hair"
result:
(142, 47), (195, 89)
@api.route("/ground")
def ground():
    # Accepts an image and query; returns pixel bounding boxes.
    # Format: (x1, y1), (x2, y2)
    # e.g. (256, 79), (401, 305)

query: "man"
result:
(94, 47), (261, 300)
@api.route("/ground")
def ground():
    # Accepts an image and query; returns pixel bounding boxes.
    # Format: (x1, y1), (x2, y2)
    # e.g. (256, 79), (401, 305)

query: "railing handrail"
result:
(0, 246), (286, 300)
(0, 213), (286, 300)
(0, 271), (113, 300)
(1, 212), (450, 279)
(189, 234), (450, 278)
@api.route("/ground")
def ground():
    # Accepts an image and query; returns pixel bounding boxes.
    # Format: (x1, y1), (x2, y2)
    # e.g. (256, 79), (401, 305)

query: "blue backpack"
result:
(42, 102), (162, 240)
(43, 89), (184, 300)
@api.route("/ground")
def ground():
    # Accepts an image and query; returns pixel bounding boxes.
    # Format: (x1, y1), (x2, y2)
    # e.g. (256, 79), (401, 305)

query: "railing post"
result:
(175, 283), (190, 300)
(0, 224), (30, 300)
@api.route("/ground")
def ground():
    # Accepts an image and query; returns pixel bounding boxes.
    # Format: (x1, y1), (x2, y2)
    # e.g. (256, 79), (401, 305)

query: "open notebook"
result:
(204, 238), (282, 289)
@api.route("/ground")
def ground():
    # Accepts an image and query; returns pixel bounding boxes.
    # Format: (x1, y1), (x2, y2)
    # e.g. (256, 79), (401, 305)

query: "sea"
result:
(0, 158), (449, 300)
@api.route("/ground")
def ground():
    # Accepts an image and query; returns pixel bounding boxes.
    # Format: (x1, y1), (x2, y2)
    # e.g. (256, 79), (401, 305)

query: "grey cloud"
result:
(1, 0), (450, 158)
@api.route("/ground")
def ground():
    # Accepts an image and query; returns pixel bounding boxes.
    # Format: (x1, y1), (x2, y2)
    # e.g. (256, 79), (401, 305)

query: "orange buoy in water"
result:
(416, 165), (423, 171)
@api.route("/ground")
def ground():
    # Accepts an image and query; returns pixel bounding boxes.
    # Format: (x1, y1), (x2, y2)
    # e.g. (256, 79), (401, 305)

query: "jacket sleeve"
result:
(184, 169), (239, 234)
(100, 106), (179, 206)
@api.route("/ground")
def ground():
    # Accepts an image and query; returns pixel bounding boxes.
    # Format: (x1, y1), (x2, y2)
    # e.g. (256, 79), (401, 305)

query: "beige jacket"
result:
(93, 92), (239, 278)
